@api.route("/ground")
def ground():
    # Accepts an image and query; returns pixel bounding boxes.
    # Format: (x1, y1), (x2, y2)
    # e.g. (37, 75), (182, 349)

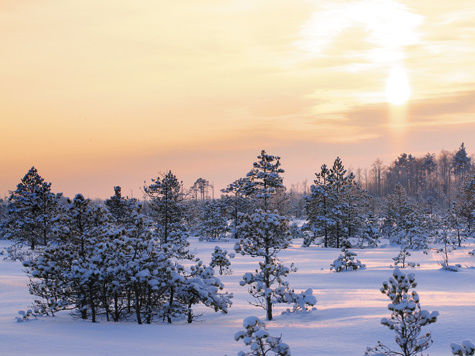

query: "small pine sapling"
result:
(234, 316), (291, 356)
(330, 248), (365, 272)
(392, 247), (420, 268)
(209, 246), (234, 275)
(433, 220), (460, 271)
(365, 268), (439, 356)
(451, 340), (475, 355)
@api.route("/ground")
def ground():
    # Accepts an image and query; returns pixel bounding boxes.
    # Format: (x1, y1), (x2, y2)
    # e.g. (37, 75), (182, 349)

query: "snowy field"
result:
(1, 238), (475, 356)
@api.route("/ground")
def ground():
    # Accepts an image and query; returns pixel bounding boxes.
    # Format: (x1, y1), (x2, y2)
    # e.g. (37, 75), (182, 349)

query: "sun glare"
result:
(385, 67), (411, 105)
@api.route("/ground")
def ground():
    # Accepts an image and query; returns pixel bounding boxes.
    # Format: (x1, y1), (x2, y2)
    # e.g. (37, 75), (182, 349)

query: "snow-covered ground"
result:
(1, 238), (474, 356)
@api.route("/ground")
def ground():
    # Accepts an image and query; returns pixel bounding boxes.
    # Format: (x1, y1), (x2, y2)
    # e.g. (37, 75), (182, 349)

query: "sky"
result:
(1, 0), (475, 199)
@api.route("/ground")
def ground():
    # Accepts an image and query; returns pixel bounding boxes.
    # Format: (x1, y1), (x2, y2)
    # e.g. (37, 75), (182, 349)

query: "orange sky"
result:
(1, 0), (475, 199)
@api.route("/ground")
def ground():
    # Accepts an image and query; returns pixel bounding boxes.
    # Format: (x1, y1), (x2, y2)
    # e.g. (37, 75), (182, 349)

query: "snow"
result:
(1, 238), (475, 355)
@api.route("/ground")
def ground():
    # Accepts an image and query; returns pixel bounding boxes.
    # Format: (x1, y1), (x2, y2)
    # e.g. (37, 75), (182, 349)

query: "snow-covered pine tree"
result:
(235, 210), (316, 320)
(446, 202), (467, 247)
(304, 164), (331, 247)
(0, 198), (7, 223)
(356, 212), (380, 248)
(177, 259), (232, 323)
(244, 150), (286, 212)
(452, 175), (475, 238)
(383, 184), (428, 250)
(452, 142), (472, 182)
(330, 247), (365, 272)
(23, 242), (76, 317)
(105, 186), (137, 227)
(0, 167), (62, 251)
(143, 170), (190, 258)
(365, 268), (439, 356)
(234, 316), (291, 356)
(209, 245), (234, 275)
(392, 247), (420, 268)
(24, 193), (224, 325)
(305, 157), (369, 248)
(198, 199), (229, 241)
(24, 194), (114, 322)
(451, 340), (475, 355)
(221, 178), (255, 240)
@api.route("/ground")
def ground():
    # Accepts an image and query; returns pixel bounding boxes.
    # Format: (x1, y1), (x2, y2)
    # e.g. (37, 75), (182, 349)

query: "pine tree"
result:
(330, 248), (365, 272)
(432, 216), (460, 271)
(305, 157), (369, 248)
(190, 178), (211, 200)
(234, 316), (291, 356)
(143, 170), (190, 258)
(24, 194), (114, 322)
(452, 143), (471, 181)
(209, 245), (233, 275)
(356, 212), (380, 248)
(1, 167), (62, 250)
(365, 268), (438, 356)
(198, 199), (229, 241)
(178, 259), (232, 323)
(383, 184), (428, 249)
(452, 175), (475, 237)
(235, 210), (316, 320)
(105, 186), (137, 227)
(23, 195), (232, 325)
(244, 150), (286, 212)
(221, 178), (255, 239)
(304, 164), (332, 247)
(392, 247), (420, 268)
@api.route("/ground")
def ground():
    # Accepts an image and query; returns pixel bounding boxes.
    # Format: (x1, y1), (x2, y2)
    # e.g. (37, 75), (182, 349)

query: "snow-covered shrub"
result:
(365, 268), (439, 356)
(392, 247), (420, 268)
(234, 316), (291, 356)
(330, 248), (365, 272)
(469, 249), (475, 256)
(15, 309), (36, 322)
(209, 246), (234, 275)
(282, 288), (317, 314)
(451, 340), (475, 355)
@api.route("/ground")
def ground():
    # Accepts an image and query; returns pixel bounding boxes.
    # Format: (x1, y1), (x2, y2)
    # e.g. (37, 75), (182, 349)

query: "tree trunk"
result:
(114, 292), (120, 322)
(89, 284), (96, 323)
(167, 287), (174, 324)
(134, 284), (142, 325)
(187, 302), (193, 323)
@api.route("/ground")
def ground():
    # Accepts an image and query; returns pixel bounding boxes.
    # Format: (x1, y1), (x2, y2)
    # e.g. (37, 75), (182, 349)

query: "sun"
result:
(385, 67), (411, 105)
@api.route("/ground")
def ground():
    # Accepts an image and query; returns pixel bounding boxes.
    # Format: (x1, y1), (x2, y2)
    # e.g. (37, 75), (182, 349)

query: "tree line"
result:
(1, 144), (475, 325)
